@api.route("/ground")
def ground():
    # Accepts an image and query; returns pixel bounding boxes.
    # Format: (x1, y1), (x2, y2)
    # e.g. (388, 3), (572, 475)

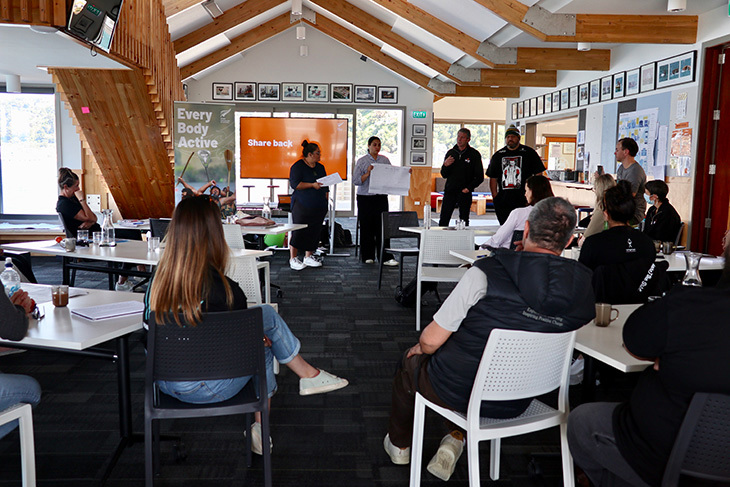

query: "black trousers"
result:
(438, 191), (472, 227)
(357, 194), (392, 262)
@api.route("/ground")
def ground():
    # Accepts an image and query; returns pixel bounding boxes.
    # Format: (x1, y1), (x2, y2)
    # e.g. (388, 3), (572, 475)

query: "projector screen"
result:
(239, 117), (349, 179)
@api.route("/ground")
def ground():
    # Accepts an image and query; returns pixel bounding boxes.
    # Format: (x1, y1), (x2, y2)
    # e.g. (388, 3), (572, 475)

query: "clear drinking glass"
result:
(681, 252), (703, 287)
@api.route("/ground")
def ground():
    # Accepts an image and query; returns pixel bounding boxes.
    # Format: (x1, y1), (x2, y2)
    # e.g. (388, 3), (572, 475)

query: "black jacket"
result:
(440, 144), (484, 194)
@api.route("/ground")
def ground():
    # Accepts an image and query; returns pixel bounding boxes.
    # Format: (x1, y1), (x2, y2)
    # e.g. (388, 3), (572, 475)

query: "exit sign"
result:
(412, 111), (427, 119)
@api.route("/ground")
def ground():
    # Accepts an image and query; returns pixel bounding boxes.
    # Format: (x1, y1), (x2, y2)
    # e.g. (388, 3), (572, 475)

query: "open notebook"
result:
(71, 301), (144, 321)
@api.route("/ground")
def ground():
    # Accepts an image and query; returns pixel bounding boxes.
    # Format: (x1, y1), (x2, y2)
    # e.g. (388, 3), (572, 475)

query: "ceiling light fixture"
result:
(667, 0), (686, 12)
(577, 42), (591, 51)
(201, 0), (224, 19)
(291, 0), (303, 15)
(5, 75), (21, 93)
(525, 69), (536, 74)
(296, 25), (306, 40)
(300, 45), (308, 57)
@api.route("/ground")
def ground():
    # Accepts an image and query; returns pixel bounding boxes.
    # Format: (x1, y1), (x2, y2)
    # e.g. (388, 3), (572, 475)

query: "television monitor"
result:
(239, 117), (349, 180)
(66, 0), (124, 52)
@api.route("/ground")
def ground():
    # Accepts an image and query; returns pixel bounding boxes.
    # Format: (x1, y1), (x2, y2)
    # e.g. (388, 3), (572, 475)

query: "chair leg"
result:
(153, 419), (161, 475)
(416, 279), (422, 332)
(409, 395), (427, 487)
(18, 404), (36, 487)
(245, 413), (253, 468)
(489, 438), (501, 480)
(261, 408), (272, 487)
(144, 417), (154, 487)
(378, 247), (385, 290)
(467, 436), (482, 487)
(560, 422), (575, 487)
(398, 255), (404, 289)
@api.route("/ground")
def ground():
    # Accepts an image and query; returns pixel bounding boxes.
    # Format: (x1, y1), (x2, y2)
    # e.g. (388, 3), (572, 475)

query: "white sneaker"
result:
(383, 434), (410, 465)
(248, 422), (272, 455)
(364, 259), (375, 264)
(427, 431), (464, 481)
(290, 257), (306, 271)
(115, 281), (133, 292)
(303, 256), (322, 267)
(383, 259), (399, 267)
(299, 369), (348, 395)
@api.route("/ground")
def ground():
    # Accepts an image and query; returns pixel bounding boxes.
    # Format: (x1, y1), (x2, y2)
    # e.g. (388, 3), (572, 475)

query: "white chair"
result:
(410, 329), (577, 487)
(223, 224), (271, 304)
(0, 403), (36, 487)
(415, 229), (474, 331)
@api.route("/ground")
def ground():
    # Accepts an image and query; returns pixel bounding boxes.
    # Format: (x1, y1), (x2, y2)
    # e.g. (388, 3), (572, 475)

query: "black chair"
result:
(662, 392), (730, 486)
(145, 308), (271, 487)
(149, 218), (171, 239)
(673, 222), (685, 247)
(378, 211), (420, 290)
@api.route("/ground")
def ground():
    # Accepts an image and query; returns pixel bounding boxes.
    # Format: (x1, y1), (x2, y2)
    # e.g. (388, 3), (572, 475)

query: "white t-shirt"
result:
(483, 205), (532, 249)
(432, 266), (488, 332)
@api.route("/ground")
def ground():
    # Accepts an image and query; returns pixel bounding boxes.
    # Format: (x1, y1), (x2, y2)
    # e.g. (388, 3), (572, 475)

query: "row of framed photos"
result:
(513, 51), (696, 120)
(212, 82), (399, 104)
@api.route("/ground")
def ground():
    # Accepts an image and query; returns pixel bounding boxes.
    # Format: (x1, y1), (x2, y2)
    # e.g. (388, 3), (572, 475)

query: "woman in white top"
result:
(482, 175), (553, 249)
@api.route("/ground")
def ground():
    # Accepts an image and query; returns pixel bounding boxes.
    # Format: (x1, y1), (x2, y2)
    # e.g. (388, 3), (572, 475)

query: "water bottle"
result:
(423, 204), (431, 229)
(101, 209), (116, 246)
(1, 257), (21, 298)
(262, 197), (272, 220)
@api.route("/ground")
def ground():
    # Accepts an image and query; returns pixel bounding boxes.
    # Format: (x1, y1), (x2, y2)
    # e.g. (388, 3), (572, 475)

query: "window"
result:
(0, 92), (58, 214)
(356, 108), (403, 210)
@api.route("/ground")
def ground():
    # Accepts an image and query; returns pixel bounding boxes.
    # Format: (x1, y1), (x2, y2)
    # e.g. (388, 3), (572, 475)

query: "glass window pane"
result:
(433, 123), (460, 167)
(463, 123), (492, 162)
(356, 108), (403, 210)
(0, 93), (58, 214)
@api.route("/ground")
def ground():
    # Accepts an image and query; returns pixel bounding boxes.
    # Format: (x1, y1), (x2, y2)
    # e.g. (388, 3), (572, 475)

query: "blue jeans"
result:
(157, 305), (301, 403)
(0, 374), (41, 439)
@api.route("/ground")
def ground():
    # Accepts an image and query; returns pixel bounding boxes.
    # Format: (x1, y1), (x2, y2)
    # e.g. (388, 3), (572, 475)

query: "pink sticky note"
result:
(81, 106), (90, 114)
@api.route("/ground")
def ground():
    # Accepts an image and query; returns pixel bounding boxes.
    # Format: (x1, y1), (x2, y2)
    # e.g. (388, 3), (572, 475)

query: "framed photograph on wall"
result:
(530, 97), (537, 116)
(212, 82), (233, 100)
(305, 83), (328, 102)
(537, 95), (544, 115)
(355, 85), (376, 103)
(560, 88), (569, 110)
(331, 83), (353, 102)
(589, 79), (600, 104)
(640, 63), (656, 93)
(552, 92), (560, 112)
(258, 83), (280, 101)
(569, 86), (579, 108)
(518, 101), (524, 118)
(613, 72), (625, 99)
(411, 137), (426, 150)
(234, 82), (255, 101)
(579, 83), (589, 106)
(544, 93), (552, 113)
(410, 151), (427, 166)
(656, 51), (696, 89)
(625, 68), (640, 96)
(282, 82), (304, 101)
(523, 99), (529, 117)
(378, 86), (398, 104)
(600, 75), (613, 102)
(412, 124), (426, 136)
(512, 102), (518, 119)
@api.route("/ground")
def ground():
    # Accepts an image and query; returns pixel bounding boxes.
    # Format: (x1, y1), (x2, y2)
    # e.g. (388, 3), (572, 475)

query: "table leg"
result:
(62, 257), (70, 285)
(115, 335), (132, 438)
(582, 355), (597, 403)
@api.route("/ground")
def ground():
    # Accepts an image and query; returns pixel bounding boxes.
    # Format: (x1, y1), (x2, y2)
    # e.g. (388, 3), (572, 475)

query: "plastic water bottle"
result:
(1, 257), (21, 298)
(423, 205), (431, 229)
(262, 197), (272, 220)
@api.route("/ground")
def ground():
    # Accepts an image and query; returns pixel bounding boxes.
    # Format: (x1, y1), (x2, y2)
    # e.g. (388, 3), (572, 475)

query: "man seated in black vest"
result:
(383, 197), (596, 481)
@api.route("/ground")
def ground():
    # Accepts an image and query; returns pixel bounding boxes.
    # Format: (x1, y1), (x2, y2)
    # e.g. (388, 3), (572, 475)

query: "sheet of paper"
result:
(368, 165), (411, 196)
(71, 301), (144, 321)
(317, 173), (343, 186)
(22, 283), (88, 304)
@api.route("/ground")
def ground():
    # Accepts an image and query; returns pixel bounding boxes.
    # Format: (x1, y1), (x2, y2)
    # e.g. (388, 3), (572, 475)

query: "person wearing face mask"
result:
(642, 180), (681, 243)
(486, 125), (546, 225)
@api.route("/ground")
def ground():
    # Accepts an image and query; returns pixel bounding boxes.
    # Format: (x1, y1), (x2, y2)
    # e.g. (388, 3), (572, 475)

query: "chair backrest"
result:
(223, 223), (246, 250)
(146, 307), (264, 383)
(674, 222), (685, 247)
(57, 211), (74, 238)
(466, 329), (576, 427)
(419, 229), (474, 266)
(226, 256), (262, 305)
(663, 392), (730, 486)
(149, 218), (171, 239)
(382, 211), (420, 241)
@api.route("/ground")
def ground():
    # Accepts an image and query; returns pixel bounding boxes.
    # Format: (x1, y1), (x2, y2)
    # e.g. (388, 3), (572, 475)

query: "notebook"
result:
(71, 301), (144, 321)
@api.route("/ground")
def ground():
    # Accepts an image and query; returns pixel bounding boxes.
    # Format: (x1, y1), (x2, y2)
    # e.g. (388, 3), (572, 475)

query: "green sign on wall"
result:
(412, 111), (427, 119)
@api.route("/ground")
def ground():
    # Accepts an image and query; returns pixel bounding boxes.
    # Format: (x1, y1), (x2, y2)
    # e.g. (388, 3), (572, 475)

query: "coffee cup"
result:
(662, 241), (674, 255)
(653, 240), (662, 253)
(595, 303), (619, 327)
(52, 284), (69, 307)
(60, 238), (76, 252)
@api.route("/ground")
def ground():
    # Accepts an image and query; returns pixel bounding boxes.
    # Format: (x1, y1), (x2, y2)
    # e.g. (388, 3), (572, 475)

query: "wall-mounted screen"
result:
(239, 117), (348, 179)
(66, 0), (124, 52)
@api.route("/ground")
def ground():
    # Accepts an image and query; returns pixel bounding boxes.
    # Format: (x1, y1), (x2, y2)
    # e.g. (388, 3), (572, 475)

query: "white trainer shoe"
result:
(303, 256), (322, 267)
(115, 281), (133, 292)
(383, 434), (411, 465)
(290, 257), (306, 271)
(249, 422), (272, 455)
(426, 431), (464, 481)
(383, 259), (399, 267)
(299, 369), (348, 395)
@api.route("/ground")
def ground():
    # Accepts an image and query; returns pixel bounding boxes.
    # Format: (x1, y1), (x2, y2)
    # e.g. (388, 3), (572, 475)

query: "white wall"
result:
(433, 97), (505, 122)
(184, 26), (435, 167)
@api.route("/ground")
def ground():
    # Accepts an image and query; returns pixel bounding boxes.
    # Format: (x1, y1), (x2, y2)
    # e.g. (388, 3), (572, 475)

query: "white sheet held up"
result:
(369, 165), (411, 196)
(317, 173), (343, 187)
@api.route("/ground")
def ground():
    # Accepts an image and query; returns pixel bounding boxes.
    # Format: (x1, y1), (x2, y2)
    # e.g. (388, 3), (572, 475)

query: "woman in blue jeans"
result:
(144, 196), (348, 454)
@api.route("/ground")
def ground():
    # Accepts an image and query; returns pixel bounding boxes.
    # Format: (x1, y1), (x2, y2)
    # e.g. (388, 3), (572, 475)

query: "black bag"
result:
(394, 278), (438, 308)
(320, 221), (352, 248)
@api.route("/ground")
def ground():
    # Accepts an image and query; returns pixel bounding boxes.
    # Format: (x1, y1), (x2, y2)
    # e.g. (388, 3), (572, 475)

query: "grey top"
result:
(353, 153), (392, 195)
(616, 162), (647, 222)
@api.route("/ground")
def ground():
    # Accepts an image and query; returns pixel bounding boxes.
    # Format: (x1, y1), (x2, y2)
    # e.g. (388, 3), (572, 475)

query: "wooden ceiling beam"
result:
(180, 13), (290, 79)
(499, 47), (610, 71)
(472, 69), (556, 87)
(471, 0), (697, 44)
(174, 0), (284, 53)
(163, 0), (202, 17)
(0, 0), (67, 25)
(453, 85), (518, 98)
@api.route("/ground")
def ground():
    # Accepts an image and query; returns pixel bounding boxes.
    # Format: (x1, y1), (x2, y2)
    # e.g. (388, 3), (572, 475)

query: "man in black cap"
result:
(437, 128), (484, 227)
(486, 125), (546, 224)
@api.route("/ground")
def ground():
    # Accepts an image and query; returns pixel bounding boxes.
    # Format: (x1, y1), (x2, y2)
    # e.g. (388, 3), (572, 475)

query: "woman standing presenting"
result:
(353, 137), (398, 265)
(289, 140), (328, 271)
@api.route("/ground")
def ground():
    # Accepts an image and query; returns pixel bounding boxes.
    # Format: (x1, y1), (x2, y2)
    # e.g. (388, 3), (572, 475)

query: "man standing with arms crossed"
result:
(614, 137), (647, 225)
(487, 125), (545, 225)
(438, 128), (484, 227)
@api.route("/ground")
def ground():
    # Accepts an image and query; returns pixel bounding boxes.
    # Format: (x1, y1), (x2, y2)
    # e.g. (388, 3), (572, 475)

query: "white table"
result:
(660, 252), (725, 273)
(0, 285), (145, 481)
(400, 226), (497, 237)
(449, 248), (492, 264)
(239, 222), (306, 236)
(114, 220), (150, 232)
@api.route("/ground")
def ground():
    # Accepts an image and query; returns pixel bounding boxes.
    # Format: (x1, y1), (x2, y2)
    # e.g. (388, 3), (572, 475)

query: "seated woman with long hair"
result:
(144, 196), (348, 454)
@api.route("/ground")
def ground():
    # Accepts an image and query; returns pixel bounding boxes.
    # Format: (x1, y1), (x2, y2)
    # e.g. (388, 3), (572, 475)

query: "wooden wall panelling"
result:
(404, 167), (432, 218)
(0, 0), (66, 25)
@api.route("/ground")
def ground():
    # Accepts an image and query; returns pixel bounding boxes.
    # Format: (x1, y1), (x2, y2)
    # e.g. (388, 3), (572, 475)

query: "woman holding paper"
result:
(288, 140), (329, 271)
(353, 136), (397, 265)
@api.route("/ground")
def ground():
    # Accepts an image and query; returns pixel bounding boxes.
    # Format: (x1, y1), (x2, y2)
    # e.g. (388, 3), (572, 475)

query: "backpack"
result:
(394, 278), (438, 308)
(320, 220), (352, 248)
